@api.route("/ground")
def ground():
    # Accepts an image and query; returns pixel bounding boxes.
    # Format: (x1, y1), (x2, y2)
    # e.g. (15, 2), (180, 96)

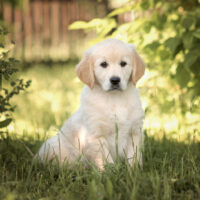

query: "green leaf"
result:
(69, 18), (117, 37)
(193, 29), (200, 39)
(181, 16), (196, 29)
(159, 49), (170, 60)
(145, 41), (160, 50)
(0, 118), (12, 128)
(68, 21), (91, 30)
(176, 64), (190, 88)
(107, 4), (134, 17)
(182, 32), (193, 49)
(143, 22), (152, 33)
(190, 59), (200, 75)
(184, 49), (199, 67)
(99, 19), (117, 37)
(140, 1), (150, 10)
(165, 37), (181, 54)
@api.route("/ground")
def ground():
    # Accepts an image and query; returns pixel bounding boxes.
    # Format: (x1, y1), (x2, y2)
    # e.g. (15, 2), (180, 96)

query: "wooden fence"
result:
(1, 0), (107, 61)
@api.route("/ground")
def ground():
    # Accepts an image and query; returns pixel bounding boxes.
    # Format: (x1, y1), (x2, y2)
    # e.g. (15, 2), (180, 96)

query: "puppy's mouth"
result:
(108, 85), (122, 91)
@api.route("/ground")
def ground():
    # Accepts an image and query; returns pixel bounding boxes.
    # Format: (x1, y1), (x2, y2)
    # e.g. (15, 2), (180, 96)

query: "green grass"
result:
(0, 133), (200, 200)
(1, 63), (200, 199)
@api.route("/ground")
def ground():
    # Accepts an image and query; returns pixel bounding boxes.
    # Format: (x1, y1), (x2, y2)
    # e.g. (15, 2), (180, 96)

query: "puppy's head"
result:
(76, 39), (145, 91)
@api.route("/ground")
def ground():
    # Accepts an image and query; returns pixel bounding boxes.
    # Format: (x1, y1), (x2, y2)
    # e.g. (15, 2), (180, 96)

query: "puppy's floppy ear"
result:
(76, 49), (95, 89)
(129, 44), (145, 86)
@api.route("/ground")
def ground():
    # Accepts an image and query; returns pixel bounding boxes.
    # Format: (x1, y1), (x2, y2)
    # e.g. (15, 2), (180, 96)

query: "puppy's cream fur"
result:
(38, 39), (145, 169)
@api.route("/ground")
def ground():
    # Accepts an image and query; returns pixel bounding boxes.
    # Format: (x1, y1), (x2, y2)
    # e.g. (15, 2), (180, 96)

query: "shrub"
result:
(0, 25), (31, 134)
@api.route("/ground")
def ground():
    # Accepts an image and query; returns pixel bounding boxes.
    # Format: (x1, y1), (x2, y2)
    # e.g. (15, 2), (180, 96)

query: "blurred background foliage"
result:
(0, 0), (199, 141)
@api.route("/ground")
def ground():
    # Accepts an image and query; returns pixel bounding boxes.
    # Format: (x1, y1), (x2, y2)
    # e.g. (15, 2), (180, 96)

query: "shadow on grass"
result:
(0, 133), (200, 200)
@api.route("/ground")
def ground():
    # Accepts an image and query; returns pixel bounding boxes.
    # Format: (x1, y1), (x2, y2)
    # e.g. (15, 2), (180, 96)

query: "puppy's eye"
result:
(100, 61), (108, 68)
(120, 61), (127, 67)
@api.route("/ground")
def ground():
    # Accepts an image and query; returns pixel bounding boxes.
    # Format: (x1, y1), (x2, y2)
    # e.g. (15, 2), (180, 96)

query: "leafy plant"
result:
(69, 0), (200, 116)
(0, 25), (31, 133)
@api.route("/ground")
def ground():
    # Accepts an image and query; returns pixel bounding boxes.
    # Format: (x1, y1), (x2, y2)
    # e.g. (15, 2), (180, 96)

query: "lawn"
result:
(0, 63), (200, 200)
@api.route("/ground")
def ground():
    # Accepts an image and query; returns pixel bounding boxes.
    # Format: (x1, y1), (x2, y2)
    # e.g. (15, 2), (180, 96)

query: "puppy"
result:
(38, 39), (145, 169)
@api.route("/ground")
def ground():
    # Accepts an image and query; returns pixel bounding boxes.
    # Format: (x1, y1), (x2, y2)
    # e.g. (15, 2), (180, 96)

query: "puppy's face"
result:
(93, 44), (133, 91)
(76, 39), (145, 91)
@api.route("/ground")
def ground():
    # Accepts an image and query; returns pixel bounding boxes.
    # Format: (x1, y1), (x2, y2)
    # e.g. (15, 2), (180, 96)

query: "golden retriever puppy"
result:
(38, 38), (145, 169)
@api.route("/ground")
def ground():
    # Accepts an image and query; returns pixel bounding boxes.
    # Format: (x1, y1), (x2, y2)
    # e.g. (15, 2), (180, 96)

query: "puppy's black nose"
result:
(110, 76), (121, 85)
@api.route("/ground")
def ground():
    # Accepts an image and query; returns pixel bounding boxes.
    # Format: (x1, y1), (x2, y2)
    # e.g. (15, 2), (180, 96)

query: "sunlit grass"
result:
(139, 68), (200, 142)
(9, 63), (82, 137)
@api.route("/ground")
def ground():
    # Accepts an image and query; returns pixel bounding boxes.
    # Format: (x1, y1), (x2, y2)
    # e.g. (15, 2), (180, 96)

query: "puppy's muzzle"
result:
(110, 76), (121, 90)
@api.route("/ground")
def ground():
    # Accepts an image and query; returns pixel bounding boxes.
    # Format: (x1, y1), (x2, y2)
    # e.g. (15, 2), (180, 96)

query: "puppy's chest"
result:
(94, 100), (134, 130)
(108, 104), (130, 123)
(83, 88), (144, 135)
